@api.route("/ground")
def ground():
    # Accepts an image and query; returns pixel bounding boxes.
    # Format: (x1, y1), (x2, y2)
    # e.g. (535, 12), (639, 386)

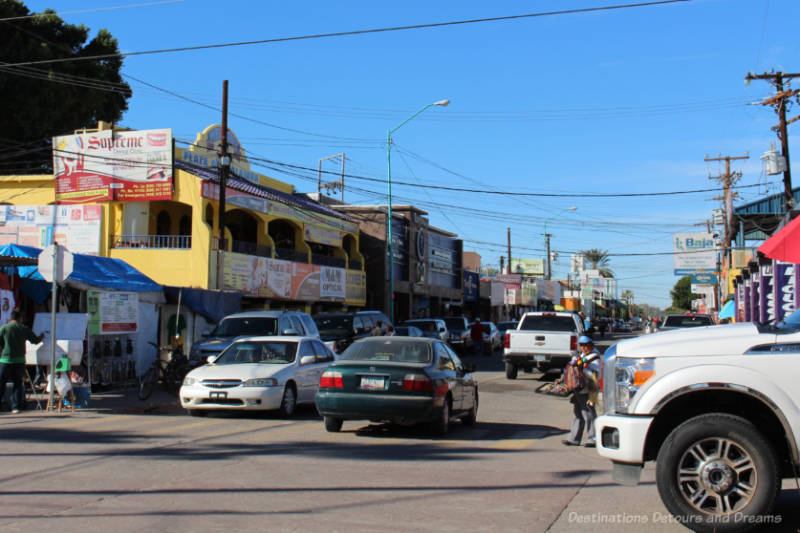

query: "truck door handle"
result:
(535, 336), (545, 341)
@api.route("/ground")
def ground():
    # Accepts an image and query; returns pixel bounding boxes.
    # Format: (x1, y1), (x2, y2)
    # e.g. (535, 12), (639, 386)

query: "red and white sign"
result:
(53, 128), (173, 203)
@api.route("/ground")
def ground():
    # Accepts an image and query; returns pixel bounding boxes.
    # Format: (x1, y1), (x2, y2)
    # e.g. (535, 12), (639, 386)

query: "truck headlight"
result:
(244, 378), (278, 387)
(615, 357), (655, 413)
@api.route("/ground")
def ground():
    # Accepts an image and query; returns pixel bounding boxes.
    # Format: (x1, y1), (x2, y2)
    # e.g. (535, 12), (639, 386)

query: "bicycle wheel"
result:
(167, 364), (190, 394)
(137, 367), (157, 401)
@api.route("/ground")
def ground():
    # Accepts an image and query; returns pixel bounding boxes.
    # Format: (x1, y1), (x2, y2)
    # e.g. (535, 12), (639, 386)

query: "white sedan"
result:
(179, 336), (335, 417)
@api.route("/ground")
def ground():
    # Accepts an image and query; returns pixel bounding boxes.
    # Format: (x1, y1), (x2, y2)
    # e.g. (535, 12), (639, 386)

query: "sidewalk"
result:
(13, 387), (184, 416)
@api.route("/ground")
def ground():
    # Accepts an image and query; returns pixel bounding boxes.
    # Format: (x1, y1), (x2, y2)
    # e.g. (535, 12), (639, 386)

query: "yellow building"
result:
(0, 123), (366, 313)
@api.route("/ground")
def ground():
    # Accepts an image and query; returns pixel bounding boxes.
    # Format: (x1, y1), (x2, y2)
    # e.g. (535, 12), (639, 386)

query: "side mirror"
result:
(282, 329), (299, 336)
(201, 330), (211, 337)
(300, 355), (317, 366)
(206, 355), (216, 364)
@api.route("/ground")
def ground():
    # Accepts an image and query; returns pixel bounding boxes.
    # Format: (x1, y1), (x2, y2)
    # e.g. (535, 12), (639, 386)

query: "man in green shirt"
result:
(0, 311), (44, 414)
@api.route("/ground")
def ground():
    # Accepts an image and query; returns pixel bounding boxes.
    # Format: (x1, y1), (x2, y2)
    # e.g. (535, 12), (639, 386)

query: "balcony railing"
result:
(311, 254), (346, 268)
(348, 260), (362, 271)
(230, 240), (272, 258)
(112, 234), (191, 249)
(275, 247), (308, 263)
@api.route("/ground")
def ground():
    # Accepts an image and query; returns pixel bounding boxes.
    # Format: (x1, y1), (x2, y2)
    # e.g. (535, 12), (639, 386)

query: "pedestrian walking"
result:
(0, 310), (44, 414)
(370, 321), (383, 336)
(470, 318), (484, 356)
(562, 335), (601, 447)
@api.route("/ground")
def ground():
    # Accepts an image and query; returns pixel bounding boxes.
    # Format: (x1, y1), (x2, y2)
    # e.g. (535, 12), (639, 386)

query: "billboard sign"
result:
(53, 128), (173, 203)
(690, 272), (718, 285)
(510, 258), (544, 276)
(0, 204), (102, 255)
(674, 233), (717, 275)
(463, 270), (479, 302)
(87, 290), (139, 334)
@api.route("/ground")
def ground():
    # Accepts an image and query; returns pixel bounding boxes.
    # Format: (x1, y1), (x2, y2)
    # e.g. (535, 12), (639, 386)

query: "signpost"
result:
(38, 244), (74, 411)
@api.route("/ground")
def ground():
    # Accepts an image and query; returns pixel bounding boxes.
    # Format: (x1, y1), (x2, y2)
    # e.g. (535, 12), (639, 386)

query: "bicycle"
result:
(137, 343), (191, 401)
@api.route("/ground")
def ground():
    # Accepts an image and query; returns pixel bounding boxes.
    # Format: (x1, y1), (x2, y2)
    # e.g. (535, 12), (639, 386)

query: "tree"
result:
(579, 248), (614, 278)
(0, 0), (131, 173)
(670, 276), (700, 311)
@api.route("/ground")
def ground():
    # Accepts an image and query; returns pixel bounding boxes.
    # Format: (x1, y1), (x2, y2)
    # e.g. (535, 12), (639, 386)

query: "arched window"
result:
(205, 204), (214, 226)
(156, 211), (171, 235)
(179, 215), (191, 236)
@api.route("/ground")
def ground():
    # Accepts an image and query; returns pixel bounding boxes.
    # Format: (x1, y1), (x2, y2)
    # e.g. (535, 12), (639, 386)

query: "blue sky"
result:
(22, 0), (800, 308)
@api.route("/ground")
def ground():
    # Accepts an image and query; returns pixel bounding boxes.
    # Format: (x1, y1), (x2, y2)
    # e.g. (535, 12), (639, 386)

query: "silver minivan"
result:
(189, 310), (320, 361)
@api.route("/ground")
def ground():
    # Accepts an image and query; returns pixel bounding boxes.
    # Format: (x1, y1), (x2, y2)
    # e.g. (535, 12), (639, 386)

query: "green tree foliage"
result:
(580, 248), (614, 278)
(0, 0), (131, 173)
(670, 276), (700, 311)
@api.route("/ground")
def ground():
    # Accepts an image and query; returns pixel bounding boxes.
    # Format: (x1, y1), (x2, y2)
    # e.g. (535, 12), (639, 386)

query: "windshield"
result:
(212, 317), (279, 337)
(215, 341), (297, 365)
(663, 315), (713, 328)
(340, 339), (432, 363)
(443, 318), (466, 330)
(314, 315), (353, 337)
(519, 315), (577, 332)
(406, 320), (437, 331)
(776, 308), (800, 330)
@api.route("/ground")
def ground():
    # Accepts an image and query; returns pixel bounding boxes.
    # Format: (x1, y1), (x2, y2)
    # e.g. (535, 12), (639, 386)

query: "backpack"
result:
(563, 363), (586, 393)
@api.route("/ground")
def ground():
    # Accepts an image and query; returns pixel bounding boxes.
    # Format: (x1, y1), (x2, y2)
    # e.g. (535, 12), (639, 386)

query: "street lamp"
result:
(387, 99), (449, 323)
(544, 206), (577, 280)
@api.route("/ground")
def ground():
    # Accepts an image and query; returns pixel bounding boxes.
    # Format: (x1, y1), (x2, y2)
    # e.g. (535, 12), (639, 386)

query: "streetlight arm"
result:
(389, 103), (435, 137)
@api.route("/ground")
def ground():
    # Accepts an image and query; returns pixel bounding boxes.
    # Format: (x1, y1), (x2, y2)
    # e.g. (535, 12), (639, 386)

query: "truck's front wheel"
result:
(505, 363), (518, 380)
(656, 413), (780, 533)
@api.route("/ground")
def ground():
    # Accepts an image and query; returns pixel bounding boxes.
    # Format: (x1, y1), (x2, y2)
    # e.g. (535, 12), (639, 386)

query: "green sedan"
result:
(315, 337), (478, 435)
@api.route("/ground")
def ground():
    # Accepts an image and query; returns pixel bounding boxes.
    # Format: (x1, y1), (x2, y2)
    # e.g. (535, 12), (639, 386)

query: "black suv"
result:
(313, 310), (392, 352)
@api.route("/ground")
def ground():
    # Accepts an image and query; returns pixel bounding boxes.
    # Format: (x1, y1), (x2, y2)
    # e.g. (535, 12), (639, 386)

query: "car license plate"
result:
(209, 391), (228, 400)
(534, 355), (547, 361)
(360, 376), (386, 390)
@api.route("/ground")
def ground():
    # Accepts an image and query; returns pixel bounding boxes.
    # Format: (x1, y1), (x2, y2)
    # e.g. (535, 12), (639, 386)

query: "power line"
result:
(0, 0), (186, 22)
(2, 1), (690, 68)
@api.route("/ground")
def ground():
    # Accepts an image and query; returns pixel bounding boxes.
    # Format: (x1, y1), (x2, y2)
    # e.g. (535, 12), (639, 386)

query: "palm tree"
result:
(580, 248), (614, 278)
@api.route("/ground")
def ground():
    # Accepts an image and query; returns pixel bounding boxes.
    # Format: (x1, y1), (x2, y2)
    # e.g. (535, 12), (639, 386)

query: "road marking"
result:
(489, 439), (536, 450)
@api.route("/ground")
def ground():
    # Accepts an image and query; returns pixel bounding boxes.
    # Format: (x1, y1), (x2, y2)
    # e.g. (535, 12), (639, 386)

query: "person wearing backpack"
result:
(562, 335), (601, 447)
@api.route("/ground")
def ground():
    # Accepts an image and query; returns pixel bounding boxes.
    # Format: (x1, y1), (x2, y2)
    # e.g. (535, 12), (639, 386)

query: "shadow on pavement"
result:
(352, 420), (567, 441)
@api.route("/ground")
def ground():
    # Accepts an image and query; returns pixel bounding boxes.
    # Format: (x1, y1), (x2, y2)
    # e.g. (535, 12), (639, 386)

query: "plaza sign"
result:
(673, 233), (717, 276)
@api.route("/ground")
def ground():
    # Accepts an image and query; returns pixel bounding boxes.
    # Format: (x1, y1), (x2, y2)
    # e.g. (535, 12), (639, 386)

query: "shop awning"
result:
(718, 299), (735, 320)
(163, 286), (241, 323)
(758, 214), (800, 263)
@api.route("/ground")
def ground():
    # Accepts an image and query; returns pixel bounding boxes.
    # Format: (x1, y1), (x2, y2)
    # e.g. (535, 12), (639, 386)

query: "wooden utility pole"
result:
(506, 227), (511, 274)
(216, 80), (230, 289)
(745, 71), (800, 212)
(545, 233), (552, 280)
(705, 153), (749, 253)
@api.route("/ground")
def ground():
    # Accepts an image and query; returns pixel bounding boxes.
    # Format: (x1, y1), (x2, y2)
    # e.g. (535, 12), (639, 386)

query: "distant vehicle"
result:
(315, 337), (478, 435)
(497, 321), (518, 336)
(394, 325), (423, 337)
(180, 336), (335, 417)
(503, 311), (584, 378)
(313, 310), (392, 352)
(470, 321), (502, 354)
(441, 316), (473, 353)
(658, 313), (715, 332)
(630, 317), (644, 331)
(189, 310), (320, 361)
(404, 319), (448, 342)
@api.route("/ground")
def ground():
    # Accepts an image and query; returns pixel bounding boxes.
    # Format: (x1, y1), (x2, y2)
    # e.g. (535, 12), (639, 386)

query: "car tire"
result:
(278, 384), (297, 418)
(189, 409), (207, 417)
(655, 413), (780, 533)
(324, 416), (343, 432)
(431, 397), (450, 436)
(505, 363), (518, 380)
(462, 393), (478, 426)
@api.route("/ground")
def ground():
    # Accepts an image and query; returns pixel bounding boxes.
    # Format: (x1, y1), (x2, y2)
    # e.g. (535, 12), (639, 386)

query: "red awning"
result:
(758, 214), (800, 262)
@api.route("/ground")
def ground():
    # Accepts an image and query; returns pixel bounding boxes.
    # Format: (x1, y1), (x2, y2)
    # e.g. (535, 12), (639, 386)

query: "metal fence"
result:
(112, 234), (191, 249)
(231, 240), (272, 258)
(312, 254), (347, 268)
(275, 247), (309, 263)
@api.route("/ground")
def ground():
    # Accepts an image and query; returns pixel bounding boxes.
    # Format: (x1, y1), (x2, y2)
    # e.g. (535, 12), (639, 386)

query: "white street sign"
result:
(39, 244), (74, 283)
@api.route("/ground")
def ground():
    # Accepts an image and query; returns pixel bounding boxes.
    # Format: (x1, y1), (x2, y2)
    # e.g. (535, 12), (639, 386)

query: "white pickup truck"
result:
(502, 311), (583, 379)
(596, 312), (800, 532)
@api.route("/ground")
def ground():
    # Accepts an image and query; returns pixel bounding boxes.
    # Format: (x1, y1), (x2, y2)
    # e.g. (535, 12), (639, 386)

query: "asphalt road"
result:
(0, 332), (797, 533)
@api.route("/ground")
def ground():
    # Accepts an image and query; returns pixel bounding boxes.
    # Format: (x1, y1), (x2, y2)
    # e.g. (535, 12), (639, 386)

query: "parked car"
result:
(441, 316), (473, 353)
(394, 325), (423, 337)
(497, 321), (518, 337)
(189, 310), (320, 361)
(315, 337), (478, 435)
(403, 319), (448, 342)
(180, 336), (335, 417)
(470, 321), (502, 354)
(657, 313), (714, 332)
(313, 310), (392, 353)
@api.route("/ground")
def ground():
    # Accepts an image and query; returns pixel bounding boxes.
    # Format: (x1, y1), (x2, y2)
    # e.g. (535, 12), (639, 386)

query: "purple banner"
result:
(760, 263), (774, 324)
(774, 262), (796, 323)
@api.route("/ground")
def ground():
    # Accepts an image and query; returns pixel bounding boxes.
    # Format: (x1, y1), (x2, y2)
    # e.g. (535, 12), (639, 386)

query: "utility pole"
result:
(506, 228), (511, 274)
(216, 80), (230, 289)
(545, 233), (552, 280)
(705, 153), (749, 256)
(745, 71), (800, 212)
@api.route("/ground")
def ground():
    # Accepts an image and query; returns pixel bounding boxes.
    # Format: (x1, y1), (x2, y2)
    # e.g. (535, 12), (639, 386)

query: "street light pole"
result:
(386, 99), (449, 324)
(544, 206), (577, 280)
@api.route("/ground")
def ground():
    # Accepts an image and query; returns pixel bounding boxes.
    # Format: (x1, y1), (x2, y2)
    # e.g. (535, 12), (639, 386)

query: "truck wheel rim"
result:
(677, 437), (757, 515)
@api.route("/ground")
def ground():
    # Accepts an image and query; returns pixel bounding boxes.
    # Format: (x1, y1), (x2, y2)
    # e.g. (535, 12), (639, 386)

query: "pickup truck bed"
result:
(502, 312), (582, 379)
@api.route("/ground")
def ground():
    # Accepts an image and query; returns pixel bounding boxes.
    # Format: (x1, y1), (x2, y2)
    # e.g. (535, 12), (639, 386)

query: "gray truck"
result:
(502, 311), (584, 379)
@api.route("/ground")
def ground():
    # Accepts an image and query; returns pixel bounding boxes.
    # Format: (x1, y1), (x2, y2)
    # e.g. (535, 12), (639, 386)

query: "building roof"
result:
(733, 186), (800, 242)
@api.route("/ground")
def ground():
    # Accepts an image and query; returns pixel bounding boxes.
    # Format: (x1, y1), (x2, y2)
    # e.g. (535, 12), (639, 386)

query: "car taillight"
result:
(570, 335), (577, 351)
(320, 371), (343, 388)
(504, 332), (510, 348)
(402, 374), (433, 392)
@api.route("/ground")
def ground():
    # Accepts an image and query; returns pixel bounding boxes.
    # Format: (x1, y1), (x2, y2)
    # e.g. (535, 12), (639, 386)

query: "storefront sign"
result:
(0, 204), (102, 255)
(690, 272), (718, 285)
(346, 271), (366, 306)
(53, 129), (173, 203)
(774, 262), (796, 323)
(87, 290), (139, 334)
(510, 258), (544, 276)
(304, 224), (342, 247)
(463, 271), (479, 302)
(673, 233), (717, 275)
(761, 263), (774, 324)
(320, 266), (346, 301)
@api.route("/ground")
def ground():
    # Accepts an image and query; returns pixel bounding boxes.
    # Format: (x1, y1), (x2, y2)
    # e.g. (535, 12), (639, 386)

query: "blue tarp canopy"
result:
(0, 244), (162, 293)
(163, 286), (241, 323)
(718, 299), (736, 320)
